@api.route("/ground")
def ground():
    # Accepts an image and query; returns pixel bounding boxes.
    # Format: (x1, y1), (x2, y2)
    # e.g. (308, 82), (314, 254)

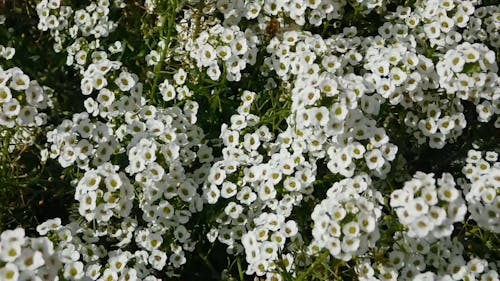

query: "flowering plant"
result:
(0, 0), (499, 280)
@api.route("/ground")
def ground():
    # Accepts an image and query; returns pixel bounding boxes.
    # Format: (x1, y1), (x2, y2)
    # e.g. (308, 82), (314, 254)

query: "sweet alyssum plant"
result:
(0, 0), (499, 280)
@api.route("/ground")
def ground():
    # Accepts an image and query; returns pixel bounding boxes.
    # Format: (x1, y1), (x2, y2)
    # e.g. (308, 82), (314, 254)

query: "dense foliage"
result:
(0, 0), (499, 280)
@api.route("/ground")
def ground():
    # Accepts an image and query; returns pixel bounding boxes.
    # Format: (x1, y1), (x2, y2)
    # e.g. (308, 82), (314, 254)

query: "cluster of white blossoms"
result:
(180, 22), (260, 81)
(357, 234), (498, 281)
(216, 0), (347, 27)
(310, 175), (382, 261)
(214, 0), (394, 27)
(75, 163), (134, 222)
(0, 67), (51, 129)
(436, 42), (499, 123)
(0, 0), (498, 280)
(36, 0), (123, 53)
(263, 28), (402, 179)
(200, 89), (311, 277)
(391, 172), (467, 238)
(0, 227), (60, 281)
(0, 53), (52, 151)
(34, 0), (215, 277)
(44, 76), (210, 276)
(461, 150), (500, 233)
(384, 0), (500, 128)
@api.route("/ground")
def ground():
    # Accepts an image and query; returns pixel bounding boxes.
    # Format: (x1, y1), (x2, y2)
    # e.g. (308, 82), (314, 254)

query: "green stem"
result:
(198, 250), (219, 278)
(149, 0), (178, 102)
(296, 250), (330, 281)
(192, 0), (204, 40)
(237, 256), (244, 281)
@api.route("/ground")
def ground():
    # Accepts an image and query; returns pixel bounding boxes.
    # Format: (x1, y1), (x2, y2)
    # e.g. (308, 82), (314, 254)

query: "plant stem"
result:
(149, 0), (178, 102)
(295, 250), (330, 281)
(237, 256), (244, 281)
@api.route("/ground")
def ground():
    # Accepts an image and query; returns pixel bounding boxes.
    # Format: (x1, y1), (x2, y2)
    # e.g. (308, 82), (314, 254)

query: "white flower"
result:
(36, 218), (61, 236)
(410, 216), (434, 238)
(96, 88), (115, 106)
(0, 86), (12, 103)
(170, 250), (186, 268)
(178, 179), (196, 202)
(424, 21), (441, 39)
(243, 133), (260, 151)
(282, 220), (298, 238)
(203, 184), (220, 204)
(1, 228), (25, 247)
(283, 176), (301, 192)
(0, 243), (21, 263)
(155, 200), (174, 219)
(63, 261), (84, 280)
(438, 184), (459, 202)
(477, 101), (494, 122)
(208, 166), (226, 186)
(359, 214), (376, 233)
(310, 106), (329, 127)
(207, 63), (221, 80)
(147, 249), (167, 270)
(101, 268), (118, 281)
(216, 45), (232, 61)
(390, 67), (407, 86)
(224, 202), (243, 219)
(199, 44), (216, 66)
(342, 221), (361, 237)
(86, 263), (101, 280)
(0, 263), (19, 281)
(173, 68), (187, 85)
(231, 37), (248, 55)
(174, 225), (190, 243)
(237, 186), (257, 205)
(2, 99), (20, 118)
(9, 73), (30, 91)
(17, 249), (44, 271)
(92, 73), (108, 90)
(376, 78), (395, 98)
(364, 149), (384, 170)
(323, 237), (340, 256)
(341, 237), (360, 253)
(454, 11), (469, 28)
(467, 258), (486, 275)
(330, 103), (348, 120)
(114, 71), (135, 92)
(408, 198), (429, 217)
(146, 50), (160, 66)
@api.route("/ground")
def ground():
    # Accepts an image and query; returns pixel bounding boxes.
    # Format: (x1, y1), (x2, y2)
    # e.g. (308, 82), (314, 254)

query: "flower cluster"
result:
(0, 0), (498, 280)
(263, 28), (402, 178)
(216, 0), (347, 27)
(357, 234), (499, 281)
(436, 42), (499, 123)
(0, 227), (60, 281)
(462, 150), (500, 233)
(75, 163), (134, 222)
(391, 172), (467, 238)
(180, 23), (259, 81)
(310, 175), (382, 261)
(36, 5), (213, 276)
(198, 89), (311, 276)
(36, 0), (122, 53)
(215, 0), (392, 28)
(0, 67), (50, 129)
(0, 62), (52, 152)
(45, 111), (121, 168)
(45, 93), (210, 276)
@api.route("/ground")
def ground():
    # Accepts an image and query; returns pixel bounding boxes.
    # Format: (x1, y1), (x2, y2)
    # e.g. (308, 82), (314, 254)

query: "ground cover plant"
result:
(0, 0), (499, 280)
